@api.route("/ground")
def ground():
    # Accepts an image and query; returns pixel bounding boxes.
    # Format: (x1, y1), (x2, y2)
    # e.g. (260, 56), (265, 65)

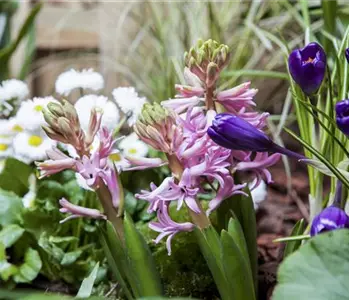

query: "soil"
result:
(256, 159), (314, 300)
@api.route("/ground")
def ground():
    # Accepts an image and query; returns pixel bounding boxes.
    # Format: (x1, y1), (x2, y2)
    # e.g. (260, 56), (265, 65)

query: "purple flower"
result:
(335, 99), (349, 136)
(216, 82), (258, 112)
(234, 152), (281, 187)
(208, 113), (274, 152)
(136, 170), (200, 214)
(288, 42), (326, 95)
(149, 202), (195, 255)
(59, 198), (106, 223)
(345, 48), (349, 63)
(208, 113), (305, 160)
(207, 176), (246, 215)
(310, 206), (349, 236)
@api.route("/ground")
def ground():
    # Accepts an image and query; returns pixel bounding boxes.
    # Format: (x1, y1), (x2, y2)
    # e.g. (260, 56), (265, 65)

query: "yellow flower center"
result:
(128, 148), (138, 155)
(12, 124), (23, 132)
(109, 153), (122, 162)
(34, 105), (43, 112)
(95, 106), (104, 114)
(304, 57), (314, 64)
(28, 135), (43, 147)
(0, 144), (8, 151)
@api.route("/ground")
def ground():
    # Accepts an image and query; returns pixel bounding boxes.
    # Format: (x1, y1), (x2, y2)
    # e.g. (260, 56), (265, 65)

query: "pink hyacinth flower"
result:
(59, 198), (106, 223)
(234, 152), (281, 188)
(36, 147), (77, 179)
(207, 176), (247, 215)
(136, 170), (200, 214)
(149, 201), (195, 255)
(76, 153), (104, 188)
(123, 156), (168, 171)
(216, 82), (258, 112)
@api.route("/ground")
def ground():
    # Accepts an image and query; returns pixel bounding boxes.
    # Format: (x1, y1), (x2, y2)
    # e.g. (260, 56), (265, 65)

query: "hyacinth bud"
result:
(42, 101), (89, 156)
(184, 39), (230, 85)
(206, 62), (220, 88)
(134, 103), (182, 154)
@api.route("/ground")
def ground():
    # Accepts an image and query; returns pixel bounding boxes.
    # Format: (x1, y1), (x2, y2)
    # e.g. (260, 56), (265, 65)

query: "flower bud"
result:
(288, 42), (326, 95)
(310, 206), (349, 236)
(134, 103), (182, 154)
(208, 113), (305, 159)
(345, 48), (349, 64)
(208, 113), (274, 152)
(335, 99), (349, 136)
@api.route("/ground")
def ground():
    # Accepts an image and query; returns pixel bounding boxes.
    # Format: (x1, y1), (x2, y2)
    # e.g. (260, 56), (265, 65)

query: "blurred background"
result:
(6, 0), (306, 114)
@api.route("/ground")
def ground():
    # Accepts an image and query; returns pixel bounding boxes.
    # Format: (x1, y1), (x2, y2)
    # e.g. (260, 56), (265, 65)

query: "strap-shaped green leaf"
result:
(283, 219), (305, 258)
(194, 226), (233, 300)
(124, 213), (163, 297)
(229, 190), (258, 296)
(98, 222), (134, 300)
(221, 230), (256, 300)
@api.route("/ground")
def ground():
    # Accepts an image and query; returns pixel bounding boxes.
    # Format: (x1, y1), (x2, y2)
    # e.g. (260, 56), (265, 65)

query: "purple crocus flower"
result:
(288, 42), (326, 95)
(345, 48), (349, 63)
(208, 113), (304, 160)
(335, 99), (349, 136)
(310, 206), (349, 236)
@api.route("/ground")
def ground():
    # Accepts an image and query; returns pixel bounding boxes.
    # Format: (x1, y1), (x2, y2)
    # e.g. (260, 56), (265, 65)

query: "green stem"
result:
(96, 181), (124, 241)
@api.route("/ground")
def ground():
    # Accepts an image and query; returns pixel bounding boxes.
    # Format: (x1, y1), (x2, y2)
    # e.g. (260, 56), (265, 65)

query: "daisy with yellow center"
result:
(16, 96), (59, 131)
(13, 131), (56, 163)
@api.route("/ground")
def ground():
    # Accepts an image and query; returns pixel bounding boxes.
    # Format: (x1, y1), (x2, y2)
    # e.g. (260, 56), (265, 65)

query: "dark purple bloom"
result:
(310, 206), (349, 236)
(208, 113), (274, 152)
(207, 113), (305, 160)
(288, 42), (326, 95)
(336, 99), (349, 136)
(345, 48), (349, 63)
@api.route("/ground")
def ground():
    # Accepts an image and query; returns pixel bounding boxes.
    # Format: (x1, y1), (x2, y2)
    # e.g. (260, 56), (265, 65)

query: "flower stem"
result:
(96, 181), (124, 241)
(272, 143), (306, 160)
(206, 85), (215, 110)
(187, 200), (211, 229)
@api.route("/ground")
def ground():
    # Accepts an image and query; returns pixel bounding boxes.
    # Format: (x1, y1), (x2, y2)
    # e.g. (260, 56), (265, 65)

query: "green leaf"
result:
(274, 229), (349, 300)
(13, 248), (42, 283)
(60, 249), (83, 266)
(0, 158), (32, 195)
(124, 212), (163, 296)
(283, 219), (305, 258)
(98, 221), (134, 300)
(0, 242), (18, 281)
(0, 188), (23, 226)
(76, 262), (99, 298)
(194, 226), (232, 300)
(229, 189), (258, 295)
(221, 230), (256, 300)
(0, 224), (24, 248)
(227, 218), (250, 267)
(38, 232), (65, 262)
(0, 3), (42, 62)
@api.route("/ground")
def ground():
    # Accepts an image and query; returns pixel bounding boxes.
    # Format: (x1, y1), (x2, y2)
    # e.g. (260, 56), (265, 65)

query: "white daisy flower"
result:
(16, 96), (59, 131)
(13, 131), (57, 163)
(119, 133), (148, 158)
(249, 180), (267, 210)
(74, 94), (119, 131)
(0, 138), (13, 158)
(0, 79), (29, 102)
(55, 68), (104, 96)
(112, 87), (147, 126)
